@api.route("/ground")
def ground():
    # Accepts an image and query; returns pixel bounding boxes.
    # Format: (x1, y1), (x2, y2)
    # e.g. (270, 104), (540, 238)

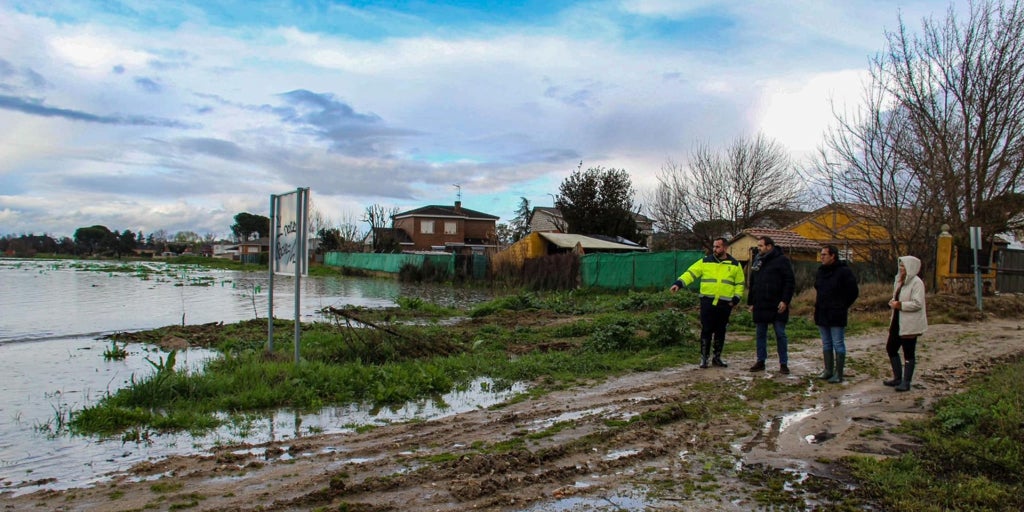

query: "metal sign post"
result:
(969, 226), (983, 312)
(269, 188), (310, 363)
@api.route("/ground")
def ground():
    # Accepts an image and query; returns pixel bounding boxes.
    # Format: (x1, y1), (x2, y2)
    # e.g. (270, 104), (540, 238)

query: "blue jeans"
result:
(818, 325), (846, 355)
(755, 321), (789, 365)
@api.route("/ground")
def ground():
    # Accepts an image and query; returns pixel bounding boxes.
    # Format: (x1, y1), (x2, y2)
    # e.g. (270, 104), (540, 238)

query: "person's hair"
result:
(758, 236), (775, 247)
(823, 245), (838, 257)
(713, 237), (728, 246)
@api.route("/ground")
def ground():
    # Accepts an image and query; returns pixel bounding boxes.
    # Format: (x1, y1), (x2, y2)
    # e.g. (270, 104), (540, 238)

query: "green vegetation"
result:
(103, 341), (129, 361)
(71, 290), (707, 436)
(845, 356), (1024, 511)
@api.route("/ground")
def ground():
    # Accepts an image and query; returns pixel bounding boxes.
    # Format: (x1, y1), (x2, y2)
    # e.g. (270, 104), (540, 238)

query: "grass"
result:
(71, 290), (704, 436)
(843, 355), (1024, 511)
(66, 282), (1024, 511)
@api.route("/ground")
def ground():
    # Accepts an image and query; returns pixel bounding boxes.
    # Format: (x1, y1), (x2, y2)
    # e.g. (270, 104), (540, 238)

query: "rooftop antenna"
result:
(453, 183), (462, 202)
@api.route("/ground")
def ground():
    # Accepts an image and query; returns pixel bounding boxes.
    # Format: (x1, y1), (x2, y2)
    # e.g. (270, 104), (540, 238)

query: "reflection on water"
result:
(0, 259), (493, 343)
(0, 259), (501, 495)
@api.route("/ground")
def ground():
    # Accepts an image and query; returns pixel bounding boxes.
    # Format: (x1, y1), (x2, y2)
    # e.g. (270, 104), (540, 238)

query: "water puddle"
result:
(738, 405), (824, 453)
(527, 406), (612, 431)
(519, 489), (653, 511)
(0, 335), (523, 496)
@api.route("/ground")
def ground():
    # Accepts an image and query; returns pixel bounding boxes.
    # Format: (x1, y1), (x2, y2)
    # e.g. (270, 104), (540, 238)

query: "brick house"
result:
(392, 201), (499, 254)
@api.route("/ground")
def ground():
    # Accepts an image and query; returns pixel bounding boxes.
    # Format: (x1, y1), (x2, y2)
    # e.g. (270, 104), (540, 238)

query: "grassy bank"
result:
(71, 290), (706, 436)
(845, 355), (1024, 511)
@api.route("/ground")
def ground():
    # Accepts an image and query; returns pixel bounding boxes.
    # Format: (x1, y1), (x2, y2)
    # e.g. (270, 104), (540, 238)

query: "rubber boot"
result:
(699, 339), (710, 369)
(883, 356), (902, 386)
(817, 351), (834, 380)
(895, 361), (915, 392)
(711, 338), (728, 367)
(828, 353), (845, 383)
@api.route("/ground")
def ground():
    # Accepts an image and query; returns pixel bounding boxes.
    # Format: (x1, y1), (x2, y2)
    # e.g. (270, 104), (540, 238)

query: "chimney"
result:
(454, 201), (462, 213)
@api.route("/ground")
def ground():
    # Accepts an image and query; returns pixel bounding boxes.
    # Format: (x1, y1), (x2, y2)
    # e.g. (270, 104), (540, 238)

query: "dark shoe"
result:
(699, 355), (709, 369)
(828, 353), (845, 383)
(895, 361), (915, 392)
(699, 338), (711, 369)
(748, 361), (765, 372)
(883, 355), (902, 386)
(779, 364), (790, 375)
(712, 355), (728, 368)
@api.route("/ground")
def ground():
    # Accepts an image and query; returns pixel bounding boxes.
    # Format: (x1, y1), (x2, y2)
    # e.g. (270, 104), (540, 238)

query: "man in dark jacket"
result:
(747, 236), (796, 374)
(814, 245), (859, 383)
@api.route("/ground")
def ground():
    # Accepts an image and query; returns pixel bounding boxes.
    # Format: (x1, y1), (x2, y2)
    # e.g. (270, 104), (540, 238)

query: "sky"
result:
(0, 0), (963, 240)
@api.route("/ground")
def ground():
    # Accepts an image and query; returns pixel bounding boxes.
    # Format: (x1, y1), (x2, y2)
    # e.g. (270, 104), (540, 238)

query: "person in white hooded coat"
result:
(885, 255), (927, 392)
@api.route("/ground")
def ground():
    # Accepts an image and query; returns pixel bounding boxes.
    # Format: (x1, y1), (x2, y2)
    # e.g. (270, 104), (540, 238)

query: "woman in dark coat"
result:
(814, 245), (859, 383)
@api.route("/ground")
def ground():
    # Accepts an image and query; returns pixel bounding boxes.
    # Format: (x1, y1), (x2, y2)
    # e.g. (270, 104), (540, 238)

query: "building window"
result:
(444, 221), (457, 235)
(420, 220), (434, 234)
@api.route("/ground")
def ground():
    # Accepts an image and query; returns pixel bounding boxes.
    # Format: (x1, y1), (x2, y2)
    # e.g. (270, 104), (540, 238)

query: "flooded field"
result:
(0, 258), (506, 495)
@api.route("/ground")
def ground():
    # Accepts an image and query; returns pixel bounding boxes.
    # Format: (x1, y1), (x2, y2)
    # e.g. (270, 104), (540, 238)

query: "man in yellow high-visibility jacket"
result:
(670, 237), (745, 368)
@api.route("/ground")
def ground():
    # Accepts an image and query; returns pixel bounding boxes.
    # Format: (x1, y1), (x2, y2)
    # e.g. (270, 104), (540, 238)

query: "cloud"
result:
(0, 1), (963, 237)
(134, 76), (162, 93)
(0, 94), (198, 128)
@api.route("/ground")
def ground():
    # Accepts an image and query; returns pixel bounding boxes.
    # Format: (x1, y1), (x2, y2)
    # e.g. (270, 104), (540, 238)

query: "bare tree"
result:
(363, 204), (400, 253)
(648, 133), (802, 249)
(804, 83), (932, 273)
(879, 0), (1024, 240)
(810, 0), (1024, 273)
(336, 211), (365, 252)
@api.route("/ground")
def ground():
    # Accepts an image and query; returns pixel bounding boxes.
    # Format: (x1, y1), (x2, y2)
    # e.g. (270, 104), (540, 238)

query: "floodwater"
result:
(0, 258), (517, 495)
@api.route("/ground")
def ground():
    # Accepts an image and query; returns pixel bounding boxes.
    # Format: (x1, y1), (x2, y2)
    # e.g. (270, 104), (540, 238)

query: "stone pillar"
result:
(936, 224), (953, 292)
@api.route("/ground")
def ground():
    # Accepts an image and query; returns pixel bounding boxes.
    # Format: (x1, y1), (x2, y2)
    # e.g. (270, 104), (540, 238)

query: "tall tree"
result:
(648, 134), (801, 249)
(809, 0), (1024, 272)
(118, 229), (137, 258)
(509, 197), (532, 242)
(879, 0), (1024, 240)
(231, 212), (270, 241)
(74, 225), (117, 255)
(555, 163), (640, 242)
(805, 83), (930, 274)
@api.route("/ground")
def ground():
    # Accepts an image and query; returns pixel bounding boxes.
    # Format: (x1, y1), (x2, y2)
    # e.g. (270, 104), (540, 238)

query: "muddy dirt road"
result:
(4, 317), (1022, 511)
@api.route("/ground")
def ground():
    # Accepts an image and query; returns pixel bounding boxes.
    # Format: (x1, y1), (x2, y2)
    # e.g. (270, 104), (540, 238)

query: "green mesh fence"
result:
(580, 250), (705, 290)
(324, 252), (455, 275)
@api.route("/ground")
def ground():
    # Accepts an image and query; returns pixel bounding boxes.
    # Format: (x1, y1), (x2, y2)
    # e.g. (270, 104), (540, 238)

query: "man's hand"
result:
(670, 285), (679, 293)
(777, 301), (788, 313)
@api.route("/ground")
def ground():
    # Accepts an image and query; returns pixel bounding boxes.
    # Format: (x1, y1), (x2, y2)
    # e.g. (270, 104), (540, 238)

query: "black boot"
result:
(711, 338), (727, 367)
(828, 353), (845, 383)
(883, 356), (902, 386)
(817, 351), (834, 380)
(699, 339), (710, 369)
(895, 361), (915, 392)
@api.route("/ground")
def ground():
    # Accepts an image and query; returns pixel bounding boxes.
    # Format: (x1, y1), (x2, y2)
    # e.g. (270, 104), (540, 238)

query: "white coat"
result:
(892, 255), (928, 336)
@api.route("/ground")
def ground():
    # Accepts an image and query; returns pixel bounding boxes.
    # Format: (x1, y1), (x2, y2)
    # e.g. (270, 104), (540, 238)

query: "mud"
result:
(3, 317), (1023, 511)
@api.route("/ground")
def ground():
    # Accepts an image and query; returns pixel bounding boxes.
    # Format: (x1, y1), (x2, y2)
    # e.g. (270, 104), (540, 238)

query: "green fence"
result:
(580, 250), (705, 290)
(324, 252), (455, 275)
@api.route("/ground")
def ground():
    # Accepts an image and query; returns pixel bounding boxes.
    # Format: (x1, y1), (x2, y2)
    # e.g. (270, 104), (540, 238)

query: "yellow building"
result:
(729, 228), (821, 265)
(787, 203), (894, 262)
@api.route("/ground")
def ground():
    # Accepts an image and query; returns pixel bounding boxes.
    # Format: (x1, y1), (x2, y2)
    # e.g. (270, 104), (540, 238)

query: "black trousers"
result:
(886, 311), (917, 361)
(699, 298), (733, 351)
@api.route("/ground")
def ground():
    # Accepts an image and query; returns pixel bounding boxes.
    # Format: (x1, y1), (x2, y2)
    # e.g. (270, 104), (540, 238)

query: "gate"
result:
(997, 248), (1024, 293)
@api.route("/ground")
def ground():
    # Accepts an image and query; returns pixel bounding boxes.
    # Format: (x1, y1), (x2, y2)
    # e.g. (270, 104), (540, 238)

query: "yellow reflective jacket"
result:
(675, 254), (745, 305)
